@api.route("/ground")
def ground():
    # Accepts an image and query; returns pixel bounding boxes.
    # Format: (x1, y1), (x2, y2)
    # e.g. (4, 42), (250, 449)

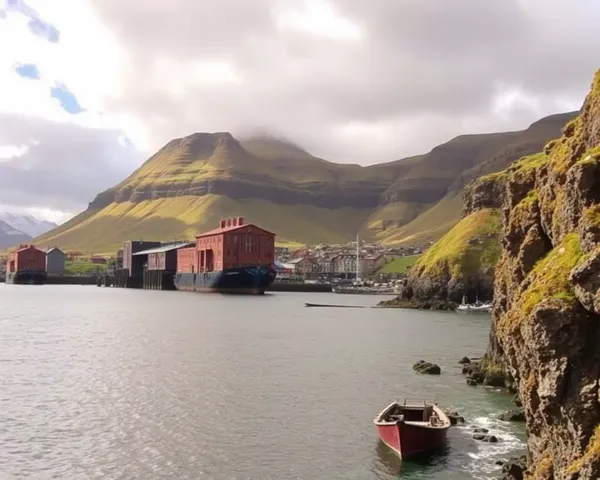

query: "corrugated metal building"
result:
(46, 247), (66, 275)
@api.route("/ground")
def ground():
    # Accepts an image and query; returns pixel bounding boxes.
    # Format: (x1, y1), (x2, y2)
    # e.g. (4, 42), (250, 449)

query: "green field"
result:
(64, 259), (109, 276)
(376, 255), (421, 274)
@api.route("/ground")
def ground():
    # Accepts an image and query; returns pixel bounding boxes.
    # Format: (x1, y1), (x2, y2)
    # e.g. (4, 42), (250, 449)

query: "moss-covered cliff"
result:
(485, 70), (600, 479)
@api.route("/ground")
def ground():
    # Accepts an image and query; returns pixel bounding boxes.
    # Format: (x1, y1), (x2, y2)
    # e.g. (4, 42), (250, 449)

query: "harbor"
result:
(0, 285), (525, 479)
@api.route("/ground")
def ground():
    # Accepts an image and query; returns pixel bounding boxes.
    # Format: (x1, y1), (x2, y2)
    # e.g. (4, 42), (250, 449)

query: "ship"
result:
(173, 217), (277, 295)
(173, 265), (277, 294)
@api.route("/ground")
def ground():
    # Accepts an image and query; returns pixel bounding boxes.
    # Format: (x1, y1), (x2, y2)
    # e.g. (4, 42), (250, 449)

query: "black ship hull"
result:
(174, 265), (277, 294)
(5, 270), (47, 285)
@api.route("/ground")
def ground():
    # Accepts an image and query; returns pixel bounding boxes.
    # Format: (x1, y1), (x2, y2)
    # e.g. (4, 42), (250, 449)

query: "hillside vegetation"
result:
(36, 113), (575, 253)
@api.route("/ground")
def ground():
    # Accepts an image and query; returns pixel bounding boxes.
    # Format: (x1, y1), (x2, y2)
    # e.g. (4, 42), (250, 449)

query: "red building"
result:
(6, 244), (46, 273)
(5, 244), (47, 284)
(177, 216), (275, 273)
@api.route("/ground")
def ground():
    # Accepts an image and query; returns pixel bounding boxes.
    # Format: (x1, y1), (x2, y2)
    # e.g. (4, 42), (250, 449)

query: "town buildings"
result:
(276, 239), (424, 279)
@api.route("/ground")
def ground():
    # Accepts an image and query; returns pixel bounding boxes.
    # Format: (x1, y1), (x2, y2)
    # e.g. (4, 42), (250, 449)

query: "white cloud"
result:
(0, 144), (29, 162)
(0, 0), (144, 222)
(2, 0), (600, 225)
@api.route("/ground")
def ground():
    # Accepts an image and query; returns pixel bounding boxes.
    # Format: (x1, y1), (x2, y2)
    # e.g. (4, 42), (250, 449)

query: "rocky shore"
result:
(393, 71), (600, 478)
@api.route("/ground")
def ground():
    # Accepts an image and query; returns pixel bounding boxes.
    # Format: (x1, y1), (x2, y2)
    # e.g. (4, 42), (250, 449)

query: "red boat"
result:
(373, 399), (451, 459)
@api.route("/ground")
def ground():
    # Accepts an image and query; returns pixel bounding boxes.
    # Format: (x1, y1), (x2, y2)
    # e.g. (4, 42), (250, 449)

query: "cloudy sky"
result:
(0, 0), (599, 224)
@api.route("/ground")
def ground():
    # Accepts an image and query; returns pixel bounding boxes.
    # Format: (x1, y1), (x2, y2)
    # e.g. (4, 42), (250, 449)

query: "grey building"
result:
(46, 247), (66, 275)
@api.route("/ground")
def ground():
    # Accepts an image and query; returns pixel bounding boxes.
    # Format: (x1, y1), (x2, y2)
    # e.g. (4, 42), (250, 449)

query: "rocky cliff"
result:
(485, 71), (600, 479)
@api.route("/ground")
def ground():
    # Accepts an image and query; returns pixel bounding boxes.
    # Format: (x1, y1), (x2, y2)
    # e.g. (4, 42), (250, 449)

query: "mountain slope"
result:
(36, 114), (575, 253)
(369, 111), (577, 244)
(0, 212), (57, 238)
(0, 220), (31, 249)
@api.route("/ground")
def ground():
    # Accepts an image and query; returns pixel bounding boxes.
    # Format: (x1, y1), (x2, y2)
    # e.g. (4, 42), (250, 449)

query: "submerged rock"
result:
(443, 410), (465, 425)
(499, 409), (525, 422)
(497, 455), (527, 480)
(412, 360), (441, 375)
(458, 356), (471, 364)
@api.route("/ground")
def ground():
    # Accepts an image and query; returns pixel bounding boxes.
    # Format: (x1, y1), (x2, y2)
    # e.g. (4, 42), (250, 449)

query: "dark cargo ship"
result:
(174, 216), (277, 295)
(174, 265), (277, 294)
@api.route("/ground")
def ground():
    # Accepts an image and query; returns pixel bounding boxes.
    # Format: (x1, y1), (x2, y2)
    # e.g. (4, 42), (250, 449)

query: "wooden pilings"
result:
(142, 270), (176, 290)
(100, 268), (175, 290)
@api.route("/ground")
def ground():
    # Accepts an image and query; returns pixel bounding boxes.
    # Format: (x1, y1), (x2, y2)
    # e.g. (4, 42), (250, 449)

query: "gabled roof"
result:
(195, 223), (275, 239)
(14, 244), (43, 253)
(132, 241), (195, 256)
(46, 247), (65, 254)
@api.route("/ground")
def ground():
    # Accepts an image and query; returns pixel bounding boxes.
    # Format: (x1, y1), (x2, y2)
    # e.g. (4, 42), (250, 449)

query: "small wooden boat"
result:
(373, 399), (450, 459)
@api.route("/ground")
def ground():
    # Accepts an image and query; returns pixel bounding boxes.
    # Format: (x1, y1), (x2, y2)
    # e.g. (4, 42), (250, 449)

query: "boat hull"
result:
(5, 270), (47, 285)
(174, 265), (277, 294)
(374, 402), (450, 459)
(376, 421), (448, 459)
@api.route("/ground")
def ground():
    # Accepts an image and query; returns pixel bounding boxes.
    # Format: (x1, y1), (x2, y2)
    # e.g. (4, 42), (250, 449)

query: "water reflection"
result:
(371, 440), (451, 479)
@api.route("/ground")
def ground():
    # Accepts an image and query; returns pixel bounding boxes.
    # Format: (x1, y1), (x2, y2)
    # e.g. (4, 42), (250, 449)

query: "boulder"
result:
(499, 408), (526, 422)
(412, 360), (441, 375)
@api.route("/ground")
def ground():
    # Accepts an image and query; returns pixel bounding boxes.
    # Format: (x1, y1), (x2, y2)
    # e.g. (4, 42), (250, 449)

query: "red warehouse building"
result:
(174, 216), (277, 294)
(5, 244), (48, 285)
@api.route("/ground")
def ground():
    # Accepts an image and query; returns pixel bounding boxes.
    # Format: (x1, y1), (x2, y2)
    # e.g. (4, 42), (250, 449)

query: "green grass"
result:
(65, 259), (108, 276)
(35, 195), (373, 254)
(376, 255), (421, 274)
(378, 194), (464, 246)
(410, 208), (502, 279)
(519, 233), (583, 317)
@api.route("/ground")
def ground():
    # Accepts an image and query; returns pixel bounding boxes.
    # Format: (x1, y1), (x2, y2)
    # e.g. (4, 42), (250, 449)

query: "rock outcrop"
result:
(484, 70), (600, 479)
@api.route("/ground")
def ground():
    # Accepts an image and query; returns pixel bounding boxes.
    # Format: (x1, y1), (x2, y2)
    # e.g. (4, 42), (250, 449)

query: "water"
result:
(0, 285), (525, 479)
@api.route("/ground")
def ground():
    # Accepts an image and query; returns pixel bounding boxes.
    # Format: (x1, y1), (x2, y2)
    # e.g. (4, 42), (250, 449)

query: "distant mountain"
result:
(0, 212), (57, 238)
(0, 220), (31, 249)
(35, 112), (576, 253)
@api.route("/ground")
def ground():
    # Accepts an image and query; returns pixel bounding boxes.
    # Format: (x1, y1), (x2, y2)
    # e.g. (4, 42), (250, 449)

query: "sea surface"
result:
(0, 285), (525, 479)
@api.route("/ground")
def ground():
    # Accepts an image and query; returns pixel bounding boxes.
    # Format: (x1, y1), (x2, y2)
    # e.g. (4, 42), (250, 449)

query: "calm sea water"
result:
(0, 285), (525, 479)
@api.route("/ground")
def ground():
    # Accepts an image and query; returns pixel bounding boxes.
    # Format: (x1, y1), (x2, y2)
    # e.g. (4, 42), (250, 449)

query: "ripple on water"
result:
(0, 286), (525, 479)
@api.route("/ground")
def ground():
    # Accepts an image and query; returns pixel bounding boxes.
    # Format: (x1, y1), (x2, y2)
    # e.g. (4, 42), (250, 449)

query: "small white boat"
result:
(456, 295), (492, 313)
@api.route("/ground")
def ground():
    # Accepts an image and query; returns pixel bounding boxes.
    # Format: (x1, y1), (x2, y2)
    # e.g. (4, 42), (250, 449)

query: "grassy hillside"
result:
(37, 113), (575, 253)
(410, 208), (502, 279)
(376, 255), (421, 274)
(35, 195), (371, 254)
(374, 112), (576, 245)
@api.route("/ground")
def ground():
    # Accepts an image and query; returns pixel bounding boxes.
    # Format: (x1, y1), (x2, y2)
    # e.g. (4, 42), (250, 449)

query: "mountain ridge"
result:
(0, 213), (57, 249)
(35, 111), (577, 253)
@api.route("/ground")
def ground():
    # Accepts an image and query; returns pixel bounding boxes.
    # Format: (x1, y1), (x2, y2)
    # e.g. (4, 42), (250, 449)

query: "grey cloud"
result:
(0, 114), (142, 212)
(90, 0), (599, 164)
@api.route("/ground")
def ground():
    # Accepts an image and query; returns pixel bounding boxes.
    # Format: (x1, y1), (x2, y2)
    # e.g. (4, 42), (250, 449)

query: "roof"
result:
(132, 241), (195, 256)
(195, 223), (275, 239)
(46, 247), (65, 254)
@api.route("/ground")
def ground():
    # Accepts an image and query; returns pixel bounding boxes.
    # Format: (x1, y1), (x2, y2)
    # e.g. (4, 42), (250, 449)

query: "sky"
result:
(0, 0), (599, 224)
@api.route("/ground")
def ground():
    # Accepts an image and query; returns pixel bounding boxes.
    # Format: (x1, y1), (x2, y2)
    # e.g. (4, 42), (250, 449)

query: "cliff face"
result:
(486, 71), (600, 479)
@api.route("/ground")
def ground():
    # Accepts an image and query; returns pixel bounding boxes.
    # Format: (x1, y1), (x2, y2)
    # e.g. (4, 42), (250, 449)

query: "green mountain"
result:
(35, 113), (575, 254)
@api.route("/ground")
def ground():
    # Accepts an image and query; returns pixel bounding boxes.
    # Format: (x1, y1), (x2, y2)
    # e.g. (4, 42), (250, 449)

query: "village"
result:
(0, 237), (427, 283)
